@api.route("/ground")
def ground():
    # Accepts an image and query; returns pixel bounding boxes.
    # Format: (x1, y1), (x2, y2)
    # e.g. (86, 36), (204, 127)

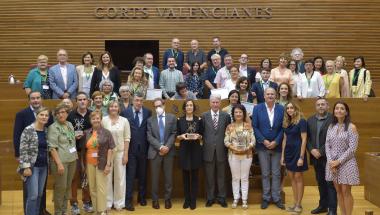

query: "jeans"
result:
(25, 166), (48, 215)
(257, 149), (282, 202)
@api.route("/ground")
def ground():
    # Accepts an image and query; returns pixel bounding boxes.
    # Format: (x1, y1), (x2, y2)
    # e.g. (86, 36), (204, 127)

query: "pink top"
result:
(270, 67), (294, 85)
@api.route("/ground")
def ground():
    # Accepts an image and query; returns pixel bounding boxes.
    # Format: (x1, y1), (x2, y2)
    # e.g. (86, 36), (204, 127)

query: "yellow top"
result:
(323, 73), (341, 98)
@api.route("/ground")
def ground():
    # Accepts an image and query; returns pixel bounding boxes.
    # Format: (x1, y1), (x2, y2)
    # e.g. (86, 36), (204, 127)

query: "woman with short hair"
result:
(90, 91), (108, 117)
(270, 53), (294, 87)
(99, 79), (118, 107)
(335, 56), (350, 98)
(24, 55), (52, 99)
(349, 56), (372, 101)
(77, 52), (96, 97)
(48, 103), (78, 215)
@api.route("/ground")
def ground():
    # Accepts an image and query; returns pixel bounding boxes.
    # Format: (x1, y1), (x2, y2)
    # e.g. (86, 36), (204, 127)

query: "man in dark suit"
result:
(307, 98), (337, 215)
(147, 98), (177, 209)
(13, 91), (53, 215)
(120, 92), (152, 211)
(251, 69), (278, 104)
(239, 53), (257, 85)
(252, 87), (285, 210)
(143, 53), (160, 89)
(201, 94), (231, 208)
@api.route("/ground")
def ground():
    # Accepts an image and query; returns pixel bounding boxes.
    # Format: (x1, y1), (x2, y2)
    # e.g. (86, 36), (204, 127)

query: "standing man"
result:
(13, 91), (53, 215)
(251, 69), (278, 104)
(201, 94), (231, 208)
(291, 48), (305, 74)
(239, 53), (257, 85)
(49, 49), (78, 99)
(143, 53), (160, 89)
(207, 36), (229, 67)
(159, 57), (184, 99)
(121, 92), (152, 211)
(162, 37), (184, 72)
(307, 98), (337, 215)
(214, 54), (234, 89)
(203, 54), (222, 98)
(184, 39), (207, 73)
(67, 92), (94, 214)
(147, 98), (177, 209)
(252, 87), (285, 210)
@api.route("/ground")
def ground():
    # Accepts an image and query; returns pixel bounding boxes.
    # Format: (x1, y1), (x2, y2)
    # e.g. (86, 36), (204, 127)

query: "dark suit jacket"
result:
(247, 66), (257, 85)
(90, 67), (121, 96)
(252, 103), (284, 152)
(306, 113), (333, 164)
(144, 66), (160, 89)
(121, 106), (151, 155)
(201, 110), (231, 162)
(13, 107), (53, 157)
(147, 113), (177, 159)
(251, 81), (278, 104)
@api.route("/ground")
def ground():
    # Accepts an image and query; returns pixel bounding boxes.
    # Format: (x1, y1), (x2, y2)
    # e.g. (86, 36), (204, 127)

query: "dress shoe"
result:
(274, 200), (285, 210)
(40, 209), (51, 215)
(327, 210), (337, 215)
(183, 199), (190, 209)
(261, 200), (269, 209)
(152, 200), (160, 209)
(190, 201), (196, 210)
(138, 196), (147, 206)
(125, 202), (135, 211)
(205, 199), (214, 207)
(217, 198), (228, 208)
(311, 206), (328, 214)
(165, 199), (172, 209)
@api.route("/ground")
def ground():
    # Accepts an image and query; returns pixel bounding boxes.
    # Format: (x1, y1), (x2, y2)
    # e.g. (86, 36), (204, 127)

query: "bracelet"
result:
(106, 163), (112, 167)
(299, 157), (304, 160)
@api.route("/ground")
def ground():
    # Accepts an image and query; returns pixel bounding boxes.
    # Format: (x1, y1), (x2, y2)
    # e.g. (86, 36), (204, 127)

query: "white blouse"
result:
(297, 71), (325, 98)
(102, 116), (131, 152)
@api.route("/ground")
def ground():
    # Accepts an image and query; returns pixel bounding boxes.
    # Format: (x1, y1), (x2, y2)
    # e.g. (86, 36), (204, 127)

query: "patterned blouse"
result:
(186, 73), (203, 98)
(224, 123), (255, 159)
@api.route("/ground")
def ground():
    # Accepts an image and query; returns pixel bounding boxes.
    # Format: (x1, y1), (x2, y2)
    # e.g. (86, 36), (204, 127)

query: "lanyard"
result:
(306, 71), (315, 87)
(171, 49), (178, 59)
(323, 73), (336, 89)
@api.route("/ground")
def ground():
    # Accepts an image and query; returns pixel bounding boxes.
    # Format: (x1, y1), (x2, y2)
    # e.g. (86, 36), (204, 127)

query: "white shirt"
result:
(144, 66), (154, 89)
(265, 103), (275, 128)
(224, 79), (237, 92)
(297, 71), (325, 98)
(239, 65), (248, 77)
(102, 116), (131, 151)
(214, 66), (231, 88)
(60, 64), (68, 90)
(292, 73), (302, 96)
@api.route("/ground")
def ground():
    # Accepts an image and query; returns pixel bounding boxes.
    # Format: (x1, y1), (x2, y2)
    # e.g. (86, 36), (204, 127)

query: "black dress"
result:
(177, 116), (203, 170)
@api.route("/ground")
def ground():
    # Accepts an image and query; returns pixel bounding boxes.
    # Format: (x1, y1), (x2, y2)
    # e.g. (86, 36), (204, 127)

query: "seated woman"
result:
(349, 56), (372, 101)
(224, 66), (240, 92)
(173, 82), (197, 100)
(126, 67), (148, 98)
(48, 103), (78, 215)
(81, 111), (115, 215)
(323, 60), (343, 98)
(277, 82), (293, 106)
(236, 76), (253, 103)
(17, 107), (50, 215)
(24, 55), (52, 99)
(185, 61), (203, 99)
(90, 91), (108, 117)
(224, 104), (255, 209)
(99, 79), (118, 107)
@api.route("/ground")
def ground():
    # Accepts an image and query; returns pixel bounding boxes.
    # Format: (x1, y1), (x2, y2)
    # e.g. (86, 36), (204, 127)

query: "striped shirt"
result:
(159, 68), (184, 98)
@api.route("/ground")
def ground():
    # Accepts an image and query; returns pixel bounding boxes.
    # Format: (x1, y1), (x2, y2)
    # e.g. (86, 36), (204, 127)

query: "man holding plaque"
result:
(147, 98), (177, 209)
(252, 87), (285, 210)
(201, 94), (231, 207)
(67, 91), (94, 214)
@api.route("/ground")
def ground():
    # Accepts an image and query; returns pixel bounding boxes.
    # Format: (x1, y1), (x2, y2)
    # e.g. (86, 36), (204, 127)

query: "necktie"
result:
(213, 113), (218, 130)
(134, 110), (140, 126)
(159, 115), (165, 144)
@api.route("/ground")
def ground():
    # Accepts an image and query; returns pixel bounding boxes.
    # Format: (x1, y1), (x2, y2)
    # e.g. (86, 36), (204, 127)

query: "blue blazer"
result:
(252, 103), (284, 152)
(13, 107), (53, 157)
(144, 66), (160, 89)
(48, 63), (78, 99)
(162, 49), (184, 72)
(121, 106), (152, 155)
(247, 67), (258, 85)
(251, 81), (278, 104)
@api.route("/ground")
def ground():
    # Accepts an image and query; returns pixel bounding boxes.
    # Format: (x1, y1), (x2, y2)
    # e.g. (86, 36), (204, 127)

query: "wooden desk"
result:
(364, 152), (380, 207)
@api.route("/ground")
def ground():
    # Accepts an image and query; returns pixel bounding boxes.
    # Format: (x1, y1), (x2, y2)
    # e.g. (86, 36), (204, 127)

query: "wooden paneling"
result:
(1, 96), (380, 191)
(0, 0), (379, 84)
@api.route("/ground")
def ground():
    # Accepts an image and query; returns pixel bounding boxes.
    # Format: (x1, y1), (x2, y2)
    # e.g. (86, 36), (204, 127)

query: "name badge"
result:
(42, 85), (49, 90)
(91, 152), (98, 158)
(69, 147), (77, 153)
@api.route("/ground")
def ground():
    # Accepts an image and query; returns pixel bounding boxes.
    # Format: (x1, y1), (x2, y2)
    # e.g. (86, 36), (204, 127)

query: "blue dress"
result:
(284, 118), (308, 172)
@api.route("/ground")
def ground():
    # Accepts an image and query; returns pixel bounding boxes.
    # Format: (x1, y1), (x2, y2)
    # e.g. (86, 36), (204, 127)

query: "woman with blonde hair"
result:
(281, 101), (308, 214)
(323, 60), (343, 98)
(90, 91), (108, 117)
(335, 56), (350, 98)
(277, 82), (293, 106)
(48, 103), (78, 215)
(24, 55), (52, 99)
(126, 66), (148, 98)
(102, 101), (131, 210)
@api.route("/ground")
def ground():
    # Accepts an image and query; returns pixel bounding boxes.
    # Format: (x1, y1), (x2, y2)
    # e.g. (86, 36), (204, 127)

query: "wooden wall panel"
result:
(0, 0), (379, 86)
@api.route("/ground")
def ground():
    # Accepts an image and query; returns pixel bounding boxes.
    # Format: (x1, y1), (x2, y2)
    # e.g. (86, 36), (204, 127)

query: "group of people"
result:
(16, 37), (364, 215)
(14, 88), (360, 215)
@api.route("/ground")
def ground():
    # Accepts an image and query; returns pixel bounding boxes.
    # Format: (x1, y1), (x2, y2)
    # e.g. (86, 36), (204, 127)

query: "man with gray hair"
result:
(201, 94), (231, 207)
(290, 48), (305, 74)
(184, 39), (207, 72)
(203, 53), (222, 98)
